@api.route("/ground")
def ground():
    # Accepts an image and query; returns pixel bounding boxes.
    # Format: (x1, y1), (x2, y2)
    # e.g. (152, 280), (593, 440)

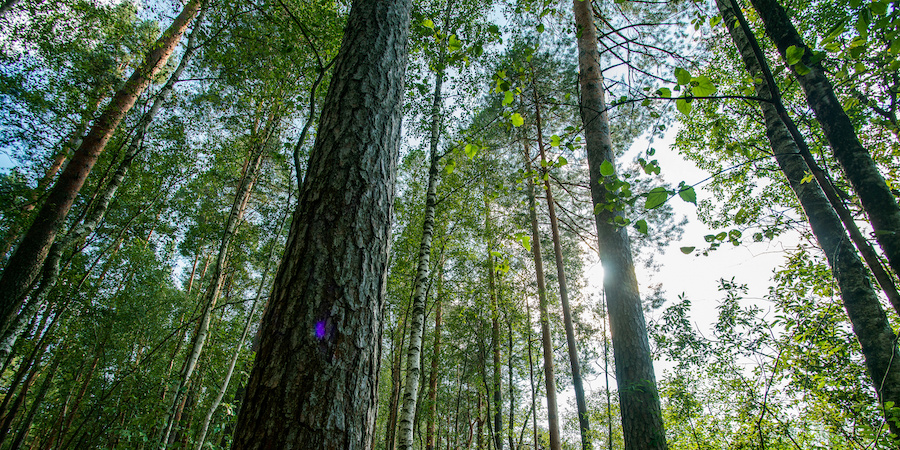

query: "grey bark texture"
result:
(397, 67), (443, 450)
(748, 0), (900, 278)
(572, 1), (667, 448)
(229, 0), (411, 447)
(719, 0), (900, 439)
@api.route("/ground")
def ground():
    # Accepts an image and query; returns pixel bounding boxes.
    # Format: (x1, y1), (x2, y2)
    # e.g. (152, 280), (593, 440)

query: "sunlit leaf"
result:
(600, 160), (615, 177)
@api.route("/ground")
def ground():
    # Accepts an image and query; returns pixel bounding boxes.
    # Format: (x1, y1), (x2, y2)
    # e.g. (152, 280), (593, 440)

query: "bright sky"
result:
(571, 128), (799, 427)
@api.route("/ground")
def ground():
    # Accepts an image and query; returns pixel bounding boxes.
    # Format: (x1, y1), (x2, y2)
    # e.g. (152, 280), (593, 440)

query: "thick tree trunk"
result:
(425, 271), (443, 450)
(0, 0), (203, 337)
(748, 0), (900, 277)
(533, 79), (592, 450)
(229, 0), (411, 447)
(572, 1), (666, 448)
(720, 0), (900, 438)
(523, 143), (562, 450)
(161, 122), (268, 448)
(398, 66), (443, 450)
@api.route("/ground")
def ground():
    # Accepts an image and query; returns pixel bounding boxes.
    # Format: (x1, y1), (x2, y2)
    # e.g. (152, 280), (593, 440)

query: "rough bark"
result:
(161, 123), (268, 448)
(533, 80), (592, 450)
(720, 0), (900, 438)
(523, 142), (562, 450)
(397, 66), (443, 450)
(0, 0), (203, 336)
(572, 1), (666, 448)
(229, 0), (411, 447)
(748, 0), (900, 277)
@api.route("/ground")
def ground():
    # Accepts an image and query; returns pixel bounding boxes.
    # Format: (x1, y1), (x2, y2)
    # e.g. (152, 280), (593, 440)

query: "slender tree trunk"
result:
(0, 332), (56, 447)
(0, 0), (203, 337)
(55, 337), (104, 447)
(230, 0), (411, 446)
(425, 270), (443, 450)
(747, 0), (900, 276)
(194, 203), (289, 449)
(523, 142), (562, 450)
(161, 123), (268, 448)
(0, 16), (204, 359)
(385, 314), (408, 450)
(526, 297), (538, 450)
(0, 312), (51, 423)
(477, 395), (483, 450)
(572, 1), (666, 448)
(507, 317), (514, 450)
(532, 77), (592, 450)
(10, 358), (59, 450)
(720, 0), (900, 438)
(398, 66), (444, 450)
(488, 246), (502, 450)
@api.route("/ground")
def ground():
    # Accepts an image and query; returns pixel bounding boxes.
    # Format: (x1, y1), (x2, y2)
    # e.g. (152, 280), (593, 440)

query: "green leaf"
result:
(550, 135), (560, 147)
(645, 187), (670, 209)
(444, 159), (456, 174)
(634, 219), (648, 234)
(676, 97), (692, 116)
(794, 62), (811, 76)
(786, 45), (805, 65)
(536, 23), (545, 33)
(656, 87), (672, 98)
(464, 143), (478, 159)
(692, 76), (716, 97)
(680, 246), (695, 254)
(488, 24), (500, 35)
(422, 19), (435, 29)
(674, 68), (691, 85)
(502, 91), (514, 106)
(871, 1), (888, 15)
(517, 234), (531, 252)
(800, 171), (814, 184)
(678, 186), (697, 204)
(557, 156), (567, 166)
(448, 34), (462, 52)
(709, 15), (722, 27)
(510, 113), (524, 127)
(600, 160), (615, 177)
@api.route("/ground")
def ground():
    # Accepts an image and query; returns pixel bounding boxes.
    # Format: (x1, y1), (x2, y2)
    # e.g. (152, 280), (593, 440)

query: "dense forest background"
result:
(0, 0), (899, 448)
